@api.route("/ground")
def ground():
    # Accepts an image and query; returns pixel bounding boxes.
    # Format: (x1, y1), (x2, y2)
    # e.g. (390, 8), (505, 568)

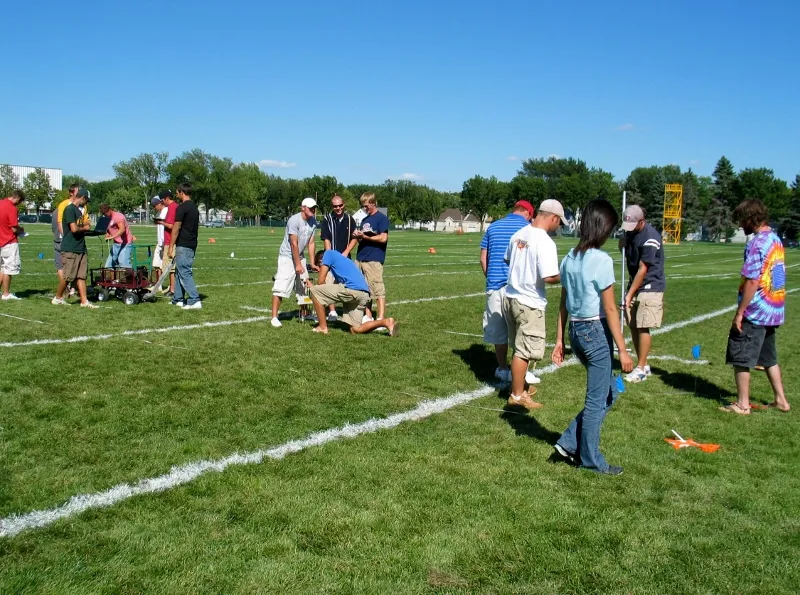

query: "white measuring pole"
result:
(619, 190), (627, 335)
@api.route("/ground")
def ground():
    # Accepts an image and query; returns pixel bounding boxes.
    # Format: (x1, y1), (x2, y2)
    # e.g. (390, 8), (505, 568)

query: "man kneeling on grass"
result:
(308, 250), (398, 336)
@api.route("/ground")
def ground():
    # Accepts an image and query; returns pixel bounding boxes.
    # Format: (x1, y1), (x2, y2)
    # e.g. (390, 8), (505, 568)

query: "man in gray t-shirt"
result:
(271, 198), (319, 327)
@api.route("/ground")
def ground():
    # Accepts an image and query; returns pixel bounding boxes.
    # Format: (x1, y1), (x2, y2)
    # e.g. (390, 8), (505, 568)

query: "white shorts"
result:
(272, 255), (308, 298)
(152, 244), (164, 269)
(483, 286), (508, 344)
(0, 243), (21, 275)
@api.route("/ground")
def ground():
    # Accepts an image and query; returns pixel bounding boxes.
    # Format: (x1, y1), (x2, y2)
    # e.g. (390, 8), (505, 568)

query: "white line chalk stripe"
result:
(0, 313), (47, 325)
(0, 355), (586, 539)
(0, 294), (743, 537)
(0, 317), (269, 349)
(647, 355), (709, 365)
(389, 293), (485, 306)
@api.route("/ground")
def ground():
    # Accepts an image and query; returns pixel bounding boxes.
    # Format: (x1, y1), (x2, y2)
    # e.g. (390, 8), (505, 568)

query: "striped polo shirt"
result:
(480, 213), (530, 291)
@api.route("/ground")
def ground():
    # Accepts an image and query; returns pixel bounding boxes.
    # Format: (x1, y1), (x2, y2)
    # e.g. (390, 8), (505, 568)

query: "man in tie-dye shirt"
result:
(722, 199), (790, 414)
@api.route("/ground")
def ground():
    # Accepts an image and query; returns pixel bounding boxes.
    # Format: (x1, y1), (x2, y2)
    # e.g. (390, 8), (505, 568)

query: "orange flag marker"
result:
(665, 430), (720, 453)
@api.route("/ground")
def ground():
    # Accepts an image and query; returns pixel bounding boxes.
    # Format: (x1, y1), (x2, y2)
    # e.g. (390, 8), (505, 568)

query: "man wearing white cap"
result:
(619, 205), (665, 383)
(271, 197), (319, 327)
(503, 199), (567, 410)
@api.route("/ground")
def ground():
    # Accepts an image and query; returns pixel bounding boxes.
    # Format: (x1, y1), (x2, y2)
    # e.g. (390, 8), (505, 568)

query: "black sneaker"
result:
(554, 444), (577, 465)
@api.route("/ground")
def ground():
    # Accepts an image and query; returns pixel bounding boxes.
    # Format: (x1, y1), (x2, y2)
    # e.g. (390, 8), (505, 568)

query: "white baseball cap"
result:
(539, 199), (568, 226)
(301, 197), (317, 209)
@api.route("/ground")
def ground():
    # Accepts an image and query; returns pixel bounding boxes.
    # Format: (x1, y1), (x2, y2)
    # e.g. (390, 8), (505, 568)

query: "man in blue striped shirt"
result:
(480, 201), (534, 383)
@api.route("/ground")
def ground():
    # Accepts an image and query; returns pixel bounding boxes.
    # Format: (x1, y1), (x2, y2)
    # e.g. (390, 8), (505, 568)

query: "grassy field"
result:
(1, 224), (798, 594)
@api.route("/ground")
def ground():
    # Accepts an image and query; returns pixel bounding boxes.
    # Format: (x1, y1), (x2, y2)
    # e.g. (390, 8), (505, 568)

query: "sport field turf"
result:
(1, 225), (798, 594)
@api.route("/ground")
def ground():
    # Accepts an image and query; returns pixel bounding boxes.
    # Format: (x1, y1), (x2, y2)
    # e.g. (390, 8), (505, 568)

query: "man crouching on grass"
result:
(308, 250), (399, 336)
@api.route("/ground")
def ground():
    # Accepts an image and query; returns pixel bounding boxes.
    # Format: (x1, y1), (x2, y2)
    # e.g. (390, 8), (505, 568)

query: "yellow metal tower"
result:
(662, 183), (683, 244)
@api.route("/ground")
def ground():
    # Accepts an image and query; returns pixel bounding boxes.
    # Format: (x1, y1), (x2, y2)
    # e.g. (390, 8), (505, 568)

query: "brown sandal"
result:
(719, 403), (751, 415)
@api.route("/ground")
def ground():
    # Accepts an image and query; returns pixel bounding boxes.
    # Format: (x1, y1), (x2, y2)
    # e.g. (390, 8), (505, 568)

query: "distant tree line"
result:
(3, 152), (799, 239)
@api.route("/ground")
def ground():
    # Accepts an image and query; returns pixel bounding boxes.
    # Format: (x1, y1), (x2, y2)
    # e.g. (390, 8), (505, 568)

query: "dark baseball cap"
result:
(150, 196), (163, 207)
(76, 187), (91, 200)
(158, 190), (173, 200)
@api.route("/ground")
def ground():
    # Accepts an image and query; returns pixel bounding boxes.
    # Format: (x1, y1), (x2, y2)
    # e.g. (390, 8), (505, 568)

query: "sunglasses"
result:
(332, 204), (344, 208)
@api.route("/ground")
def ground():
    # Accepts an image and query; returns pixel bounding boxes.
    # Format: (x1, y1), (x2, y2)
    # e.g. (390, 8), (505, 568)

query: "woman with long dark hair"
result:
(551, 199), (633, 475)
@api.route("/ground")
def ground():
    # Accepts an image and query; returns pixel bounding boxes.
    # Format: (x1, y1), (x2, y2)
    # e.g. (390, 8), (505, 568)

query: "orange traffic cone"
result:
(208, 238), (216, 244)
(428, 247), (437, 254)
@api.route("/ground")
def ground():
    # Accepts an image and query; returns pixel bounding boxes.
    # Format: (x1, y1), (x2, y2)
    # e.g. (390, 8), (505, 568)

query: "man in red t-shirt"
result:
(0, 190), (26, 300)
(157, 190), (178, 295)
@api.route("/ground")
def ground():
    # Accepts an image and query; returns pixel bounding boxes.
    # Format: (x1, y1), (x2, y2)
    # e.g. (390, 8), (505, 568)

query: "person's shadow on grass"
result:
(14, 289), (49, 298)
(649, 366), (734, 403)
(452, 343), (561, 445)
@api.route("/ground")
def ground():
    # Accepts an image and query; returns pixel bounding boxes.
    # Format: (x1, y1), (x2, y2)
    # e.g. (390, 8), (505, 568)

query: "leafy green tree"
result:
(22, 168), (56, 212)
(461, 175), (509, 230)
(518, 156), (616, 214)
(707, 156), (736, 240)
(167, 149), (213, 212)
(0, 165), (19, 198)
(114, 152), (169, 215)
(228, 163), (268, 224)
(734, 168), (790, 223)
(784, 175), (800, 240)
(106, 186), (145, 215)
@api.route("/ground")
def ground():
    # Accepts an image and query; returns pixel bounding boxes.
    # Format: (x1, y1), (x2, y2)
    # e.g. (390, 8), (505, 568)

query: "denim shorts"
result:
(726, 320), (778, 369)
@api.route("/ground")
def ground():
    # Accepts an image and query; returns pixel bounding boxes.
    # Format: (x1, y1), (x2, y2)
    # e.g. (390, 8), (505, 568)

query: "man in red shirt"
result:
(158, 190), (178, 296)
(0, 190), (25, 300)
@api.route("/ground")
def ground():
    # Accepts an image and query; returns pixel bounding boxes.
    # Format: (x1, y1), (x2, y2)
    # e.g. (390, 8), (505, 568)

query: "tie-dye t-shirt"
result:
(739, 230), (785, 326)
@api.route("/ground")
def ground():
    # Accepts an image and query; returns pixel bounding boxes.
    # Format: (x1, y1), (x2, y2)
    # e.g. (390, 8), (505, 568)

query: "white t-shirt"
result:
(504, 226), (559, 310)
(156, 208), (166, 246)
(279, 212), (317, 258)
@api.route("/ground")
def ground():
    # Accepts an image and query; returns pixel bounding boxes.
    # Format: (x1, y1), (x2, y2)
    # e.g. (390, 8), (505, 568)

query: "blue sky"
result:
(2, 0), (798, 191)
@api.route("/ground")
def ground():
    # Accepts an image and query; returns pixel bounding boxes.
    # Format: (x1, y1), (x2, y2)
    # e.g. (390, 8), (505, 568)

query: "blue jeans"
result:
(557, 319), (619, 472)
(173, 246), (199, 305)
(105, 242), (132, 268)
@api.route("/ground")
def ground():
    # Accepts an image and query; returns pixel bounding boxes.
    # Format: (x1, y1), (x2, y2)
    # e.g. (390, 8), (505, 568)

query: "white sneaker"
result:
(643, 365), (652, 376)
(362, 314), (374, 324)
(494, 367), (511, 383)
(625, 367), (648, 383)
(51, 297), (69, 305)
(327, 311), (338, 322)
(168, 300), (184, 307)
(1, 293), (20, 300)
(271, 317), (282, 328)
(182, 301), (202, 310)
(80, 301), (99, 309)
(525, 371), (542, 385)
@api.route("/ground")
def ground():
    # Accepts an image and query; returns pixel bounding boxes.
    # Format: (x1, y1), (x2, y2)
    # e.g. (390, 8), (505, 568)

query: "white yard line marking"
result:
(387, 270), (480, 279)
(444, 330), (482, 337)
(0, 317), (270, 349)
(647, 355), (709, 365)
(0, 313), (48, 325)
(670, 258), (741, 268)
(196, 280), (272, 289)
(389, 293), (485, 306)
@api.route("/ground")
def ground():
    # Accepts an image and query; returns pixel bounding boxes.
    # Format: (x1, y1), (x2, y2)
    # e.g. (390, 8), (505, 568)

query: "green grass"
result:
(1, 225), (799, 593)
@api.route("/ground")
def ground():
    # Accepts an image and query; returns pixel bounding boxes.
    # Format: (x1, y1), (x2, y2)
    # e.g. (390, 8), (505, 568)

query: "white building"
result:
(4, 164), (63, 191)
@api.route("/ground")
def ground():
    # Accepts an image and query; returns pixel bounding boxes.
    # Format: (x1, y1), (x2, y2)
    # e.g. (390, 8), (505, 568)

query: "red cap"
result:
(513, 200), (535, 218)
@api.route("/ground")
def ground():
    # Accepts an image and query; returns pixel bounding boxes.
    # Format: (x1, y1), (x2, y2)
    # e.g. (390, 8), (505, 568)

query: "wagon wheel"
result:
(123, 291), (140, 306)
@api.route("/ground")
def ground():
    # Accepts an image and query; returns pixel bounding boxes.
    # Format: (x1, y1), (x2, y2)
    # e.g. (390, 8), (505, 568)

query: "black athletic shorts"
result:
(726, 320), (779, 369)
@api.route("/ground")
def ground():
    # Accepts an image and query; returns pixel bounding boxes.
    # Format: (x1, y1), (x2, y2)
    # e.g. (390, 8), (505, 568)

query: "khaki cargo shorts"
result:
(310, 284), (370, 329)
(628, 291), (664, 329)
(357, 261), (385, 298)
(504, 297), (547, 362)
(62, 252), (88, 282)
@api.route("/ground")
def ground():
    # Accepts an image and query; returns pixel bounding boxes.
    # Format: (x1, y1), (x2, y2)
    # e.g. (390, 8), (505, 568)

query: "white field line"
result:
(0, 355), (585, 539)
(387, 270), (480, 279)
(670, 258), (741, 269)
(0, 317), (269, 349)
(196, 280), (272, 289)
(389, 293), (485, 306)
(647, 355), (709, 365)
(0, 313), (47, 325)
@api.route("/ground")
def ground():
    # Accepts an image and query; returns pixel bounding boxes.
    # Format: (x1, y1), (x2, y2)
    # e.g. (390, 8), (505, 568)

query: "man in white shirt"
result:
(504, 199), (567, 410)
(150, 196), (168, 291)
(271, 197), (319, 327)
